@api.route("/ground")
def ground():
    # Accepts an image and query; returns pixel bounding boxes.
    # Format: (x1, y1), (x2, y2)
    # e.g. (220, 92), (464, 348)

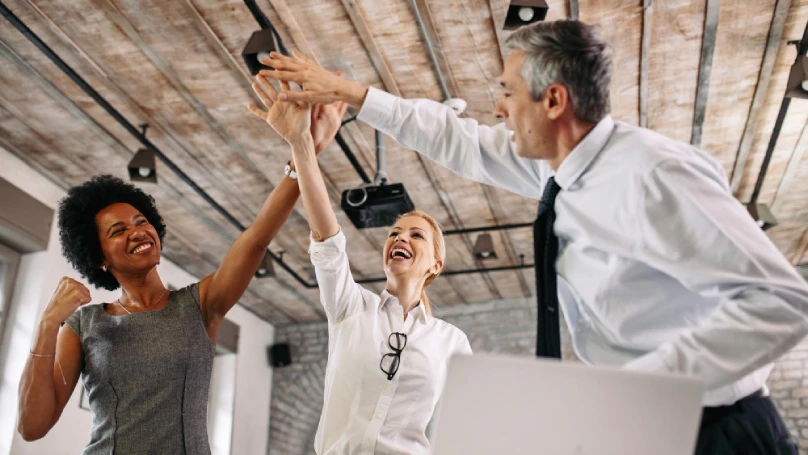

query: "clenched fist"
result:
(42, 277), (92, 325)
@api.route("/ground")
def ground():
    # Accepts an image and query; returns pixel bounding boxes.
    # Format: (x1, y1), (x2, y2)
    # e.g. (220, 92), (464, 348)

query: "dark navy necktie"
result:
(534, 177), (562, 358)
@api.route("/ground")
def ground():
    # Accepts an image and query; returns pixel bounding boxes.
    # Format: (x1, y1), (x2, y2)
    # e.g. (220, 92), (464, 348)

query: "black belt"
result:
(700, 389), (765, 425)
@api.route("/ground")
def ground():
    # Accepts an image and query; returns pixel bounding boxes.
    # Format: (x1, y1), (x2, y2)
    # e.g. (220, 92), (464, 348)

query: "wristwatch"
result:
(284, 161), (298, 180)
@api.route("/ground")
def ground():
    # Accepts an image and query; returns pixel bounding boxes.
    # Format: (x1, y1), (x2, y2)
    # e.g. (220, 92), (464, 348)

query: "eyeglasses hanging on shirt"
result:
(380, 332), (407, 380)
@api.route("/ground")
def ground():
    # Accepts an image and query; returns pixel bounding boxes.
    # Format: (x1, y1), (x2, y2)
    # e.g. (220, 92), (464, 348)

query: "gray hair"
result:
(505, 20), (613, 123)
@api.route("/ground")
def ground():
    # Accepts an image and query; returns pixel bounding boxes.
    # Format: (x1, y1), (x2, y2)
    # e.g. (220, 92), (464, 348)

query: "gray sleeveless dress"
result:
(65, 283), (214, 454)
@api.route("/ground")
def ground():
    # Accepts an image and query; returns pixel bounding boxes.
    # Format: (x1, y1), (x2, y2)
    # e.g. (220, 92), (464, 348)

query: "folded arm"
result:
(624, 158), (808, 389)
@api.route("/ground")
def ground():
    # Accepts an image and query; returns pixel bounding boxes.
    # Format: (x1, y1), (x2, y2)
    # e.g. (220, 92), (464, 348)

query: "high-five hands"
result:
(258, 50), (368, 108)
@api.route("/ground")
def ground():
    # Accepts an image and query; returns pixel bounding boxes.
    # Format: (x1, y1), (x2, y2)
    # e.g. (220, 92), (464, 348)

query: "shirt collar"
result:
(553, 115), (615, 190)
(379, 290), (429, 324)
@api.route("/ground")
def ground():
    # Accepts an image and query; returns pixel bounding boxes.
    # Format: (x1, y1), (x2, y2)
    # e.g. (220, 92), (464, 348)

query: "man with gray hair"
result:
(262, 20), (806, 454)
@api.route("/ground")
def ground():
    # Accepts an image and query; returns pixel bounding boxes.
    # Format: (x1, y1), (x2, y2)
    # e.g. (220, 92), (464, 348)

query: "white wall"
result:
(0, 147), (275, 455)
(209, 353), (237, 455)
(0, 251), (53, 455)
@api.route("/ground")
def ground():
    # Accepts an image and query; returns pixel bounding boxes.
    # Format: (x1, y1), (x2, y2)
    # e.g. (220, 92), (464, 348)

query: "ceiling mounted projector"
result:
(341, 184), (415, 229)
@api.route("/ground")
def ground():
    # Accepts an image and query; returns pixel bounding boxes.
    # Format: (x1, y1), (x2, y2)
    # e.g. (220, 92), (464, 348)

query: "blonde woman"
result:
(248, 75), (471, 454)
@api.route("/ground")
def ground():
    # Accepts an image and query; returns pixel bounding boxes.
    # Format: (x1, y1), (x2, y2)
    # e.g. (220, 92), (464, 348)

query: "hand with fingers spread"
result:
(248, 75), (312, 146)
(42, 277), (92, 325)
(258, 50), (369, 108)
(310, 80), (348, 154)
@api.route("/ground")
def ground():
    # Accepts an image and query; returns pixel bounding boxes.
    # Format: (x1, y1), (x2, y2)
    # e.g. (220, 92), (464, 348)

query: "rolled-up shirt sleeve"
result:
(309, 229), (368, 323)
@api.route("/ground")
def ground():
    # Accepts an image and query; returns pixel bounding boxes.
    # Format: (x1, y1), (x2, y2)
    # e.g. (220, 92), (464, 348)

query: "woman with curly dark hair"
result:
(16, 90), (347, 454)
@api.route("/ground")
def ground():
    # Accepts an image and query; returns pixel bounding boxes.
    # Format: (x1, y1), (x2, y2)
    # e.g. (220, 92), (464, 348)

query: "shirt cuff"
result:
(309, 229), (346, 268)
(357, 87), (398, 131)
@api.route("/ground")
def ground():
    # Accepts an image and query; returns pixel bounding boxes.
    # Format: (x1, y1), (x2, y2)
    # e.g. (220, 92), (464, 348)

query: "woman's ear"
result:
(430, 260), (444, 275)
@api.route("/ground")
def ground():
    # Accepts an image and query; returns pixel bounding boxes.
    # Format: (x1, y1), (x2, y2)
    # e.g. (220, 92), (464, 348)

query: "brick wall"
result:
(768, 337), (808, 453)
(267, 322), (328, 455)
(266, 297), (808, 453)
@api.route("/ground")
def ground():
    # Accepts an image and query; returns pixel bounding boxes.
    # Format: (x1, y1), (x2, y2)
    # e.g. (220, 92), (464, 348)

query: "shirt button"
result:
(375, 413), (383, 419)
(386, 385), (394, 393)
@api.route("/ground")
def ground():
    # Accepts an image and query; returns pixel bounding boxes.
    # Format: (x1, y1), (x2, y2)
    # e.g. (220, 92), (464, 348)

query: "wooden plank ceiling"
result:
(1, 0), (807, 325)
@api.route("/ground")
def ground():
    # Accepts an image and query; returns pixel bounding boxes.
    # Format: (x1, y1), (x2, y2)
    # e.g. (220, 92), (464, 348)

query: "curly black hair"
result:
(57, 175), (166, 291)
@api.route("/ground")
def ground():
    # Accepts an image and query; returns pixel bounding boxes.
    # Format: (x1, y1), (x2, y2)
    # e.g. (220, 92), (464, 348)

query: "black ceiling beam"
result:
(749, 97), (790, 204)
(355, 262), (535, 284)
(443, 222), (533, 236)
(798, 17), (808, 55)
(334, 132), (371, 183)
(244, 0), (272, 33)
(750, 20), (808, 204)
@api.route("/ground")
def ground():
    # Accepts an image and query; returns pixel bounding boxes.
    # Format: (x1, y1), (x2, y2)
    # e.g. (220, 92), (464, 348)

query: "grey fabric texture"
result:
(65, 283), (214, 454)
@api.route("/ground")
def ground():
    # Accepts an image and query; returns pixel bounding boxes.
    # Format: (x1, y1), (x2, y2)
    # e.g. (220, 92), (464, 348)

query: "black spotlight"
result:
(473, 233), (498, 260)
(254, 251), (275, 278)
(127, 148), (157, 183)
(503, 0), (549, 30)
(785, 54), (808, 99)
(242, 29), (280, 75)
(127, 124), (157, 183)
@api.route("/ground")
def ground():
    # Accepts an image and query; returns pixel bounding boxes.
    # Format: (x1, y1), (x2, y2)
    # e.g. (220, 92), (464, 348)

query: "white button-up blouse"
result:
(310, 230), (472, 455)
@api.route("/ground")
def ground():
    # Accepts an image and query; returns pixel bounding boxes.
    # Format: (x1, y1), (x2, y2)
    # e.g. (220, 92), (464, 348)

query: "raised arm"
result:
(357, 88), (543, 199)
(248, 75), (340, 242)
(197, 75), (345, 329)
(17, 278), (87, 440)
(254, 73), (368, 322)
(260, 51), (545, 199)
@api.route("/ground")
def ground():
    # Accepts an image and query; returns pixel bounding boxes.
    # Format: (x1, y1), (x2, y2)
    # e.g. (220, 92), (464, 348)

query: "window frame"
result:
(0, 241), (21, 345)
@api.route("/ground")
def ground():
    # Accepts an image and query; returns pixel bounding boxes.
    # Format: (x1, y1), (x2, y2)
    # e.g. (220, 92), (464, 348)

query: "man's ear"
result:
(544, 84), (569, 121)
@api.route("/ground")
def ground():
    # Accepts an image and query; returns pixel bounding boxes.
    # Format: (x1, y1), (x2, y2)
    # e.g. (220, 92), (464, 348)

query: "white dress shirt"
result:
(357, 87), (808, 406)
(310, 230), (472, 454)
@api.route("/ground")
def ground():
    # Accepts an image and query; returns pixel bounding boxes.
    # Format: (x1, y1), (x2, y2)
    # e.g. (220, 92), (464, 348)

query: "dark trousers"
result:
(695, 390), (799, 455)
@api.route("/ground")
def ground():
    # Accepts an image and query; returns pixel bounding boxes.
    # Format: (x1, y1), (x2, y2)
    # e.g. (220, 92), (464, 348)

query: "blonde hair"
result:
(397, 210), (445, 316)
